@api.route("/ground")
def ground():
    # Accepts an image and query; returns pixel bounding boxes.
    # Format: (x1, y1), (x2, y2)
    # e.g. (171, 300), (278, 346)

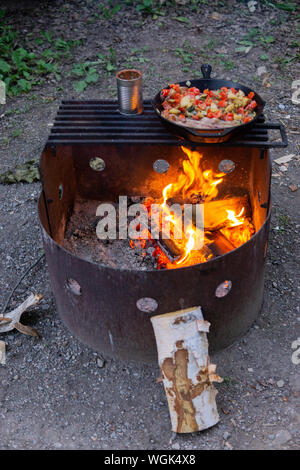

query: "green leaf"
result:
(85, 72), (99, 84)
(0, 59), (11, 73)
(73, 80), (87, 93)
(235, 45), (252, 53)
(174, 16), (190, 24)
(260, 53), (268, 61)
(106, 63), (116, 72)
(17, 78), (32, 92)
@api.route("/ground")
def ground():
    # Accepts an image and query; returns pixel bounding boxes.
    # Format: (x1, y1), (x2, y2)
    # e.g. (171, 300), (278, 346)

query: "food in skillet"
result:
(160, 83), (257, 129)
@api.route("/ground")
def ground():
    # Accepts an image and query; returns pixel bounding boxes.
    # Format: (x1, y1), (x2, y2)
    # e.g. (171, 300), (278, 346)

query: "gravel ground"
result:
(0, 0), (299, 450)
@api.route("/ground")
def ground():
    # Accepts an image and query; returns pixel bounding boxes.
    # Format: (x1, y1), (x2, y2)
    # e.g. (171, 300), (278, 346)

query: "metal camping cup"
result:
(116, 69), (143, 115)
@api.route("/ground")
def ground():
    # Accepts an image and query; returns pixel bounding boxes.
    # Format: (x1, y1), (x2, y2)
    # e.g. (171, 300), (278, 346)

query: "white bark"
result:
(151, 306), (222, 433)
(0, 293), (42, 336)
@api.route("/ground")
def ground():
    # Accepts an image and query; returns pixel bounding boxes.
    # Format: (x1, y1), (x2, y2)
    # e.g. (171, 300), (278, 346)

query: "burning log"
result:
(209, 231), (236, 256)
(192, 195), (250, 231)
(151, 306), (222, 433)
(157, 237), (185, 263)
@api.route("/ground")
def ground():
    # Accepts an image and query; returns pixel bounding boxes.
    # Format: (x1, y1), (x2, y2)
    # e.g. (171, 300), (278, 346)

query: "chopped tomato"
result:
(247, 100), (257, 109)
(192, 115), (200, 120)
(243, 117), (252, 123)
(230, 88), (237, 94)
(218, 100), (227, 108)
(248, 91), (254, 99)
(197, 102), (206, 110)
(225, 113), (234, 121)
(162, 101), (171, 110)
(189, 87), (200, 95)
(161, 89), (170, 98)
(205, 97), (212, 106)
(208, 90), (215, 97)
(219, 91), (227, 100)
(221, 87), (228, 92)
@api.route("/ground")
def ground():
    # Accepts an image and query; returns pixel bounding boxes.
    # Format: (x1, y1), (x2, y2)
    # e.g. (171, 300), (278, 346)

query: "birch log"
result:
(151, 306), (222, 433)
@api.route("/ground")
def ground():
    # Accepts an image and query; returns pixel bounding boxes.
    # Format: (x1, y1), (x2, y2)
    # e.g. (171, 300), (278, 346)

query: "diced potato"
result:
(242, 97), (250, 106)
(225, 103), (234, 112)
(169, 108), (180, 115)
(210, 102), (218, 112)
(180, 95), (193, 108)
(236, 90), (245, 98)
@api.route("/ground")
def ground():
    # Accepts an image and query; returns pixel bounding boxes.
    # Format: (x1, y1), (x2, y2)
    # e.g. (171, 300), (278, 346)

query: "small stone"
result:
(257, 66), (267, 76)
(273, 430), (291, 446)
(211, 12), (221, 20)
(248, 368), (253, 372)
(223, 431), (231, 440)
(97, 356), (106, 368)
(279, 165), (288, 172)
(172, 442), (180, 450)
(277, 380), (284, 388)
(278, 104), (285, 110)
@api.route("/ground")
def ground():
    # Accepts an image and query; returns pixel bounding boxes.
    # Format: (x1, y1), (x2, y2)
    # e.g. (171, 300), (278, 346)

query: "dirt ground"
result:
(0, 0), (299, 450)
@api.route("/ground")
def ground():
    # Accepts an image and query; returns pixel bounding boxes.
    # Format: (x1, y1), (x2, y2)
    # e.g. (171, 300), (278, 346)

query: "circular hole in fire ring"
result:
(153, 159), (170, 174)
(89, 157), (106, 172)
(65, 278), (82, 296)
(215, 280), (232, 298)
(136, 297), (158, 313)
(218, 159), (235, 174)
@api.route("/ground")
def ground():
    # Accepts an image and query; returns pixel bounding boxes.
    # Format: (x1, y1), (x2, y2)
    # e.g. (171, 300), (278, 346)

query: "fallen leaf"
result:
(274, 154), (295, 164)
(0, 159), (40, 184)
(14, 322), (39, 338)
(289, 184), (298, 192)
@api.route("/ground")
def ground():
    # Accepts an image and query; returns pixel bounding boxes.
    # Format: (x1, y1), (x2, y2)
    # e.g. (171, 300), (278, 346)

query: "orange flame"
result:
(129, 146), (255, 268)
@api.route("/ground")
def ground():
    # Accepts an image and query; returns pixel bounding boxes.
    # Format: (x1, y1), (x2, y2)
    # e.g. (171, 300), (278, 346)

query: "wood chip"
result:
(274, 154), (295, 165)
(0, 340), (6, 365)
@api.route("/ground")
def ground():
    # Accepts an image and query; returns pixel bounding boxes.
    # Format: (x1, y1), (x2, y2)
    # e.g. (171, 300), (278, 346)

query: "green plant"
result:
(71, 62), (100, 93)
(175, 46), (194, 71)
(97, 47), (117, 73)
(219, 55), (234, 70)
(136, 0), (164, 18)
(0, 11), (83, 96)
(97, 2), (121, 19)
(262, 1), (297, 11)
(11, 128), (22, 138)
(122, 46), (150, 67)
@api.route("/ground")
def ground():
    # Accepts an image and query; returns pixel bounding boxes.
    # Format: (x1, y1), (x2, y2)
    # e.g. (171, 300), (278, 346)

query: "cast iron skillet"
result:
(152, 64), (265, 143)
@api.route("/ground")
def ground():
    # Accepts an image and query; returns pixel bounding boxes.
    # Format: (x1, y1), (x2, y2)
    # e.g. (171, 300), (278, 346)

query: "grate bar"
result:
(47, 101), (287, 148)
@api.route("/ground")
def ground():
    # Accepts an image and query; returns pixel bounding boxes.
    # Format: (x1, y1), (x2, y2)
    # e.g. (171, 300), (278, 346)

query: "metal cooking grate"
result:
(47, 100), (288, 147)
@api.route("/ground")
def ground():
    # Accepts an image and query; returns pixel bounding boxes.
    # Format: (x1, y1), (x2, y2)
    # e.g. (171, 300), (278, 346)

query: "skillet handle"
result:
(201, 64), (212, 79)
